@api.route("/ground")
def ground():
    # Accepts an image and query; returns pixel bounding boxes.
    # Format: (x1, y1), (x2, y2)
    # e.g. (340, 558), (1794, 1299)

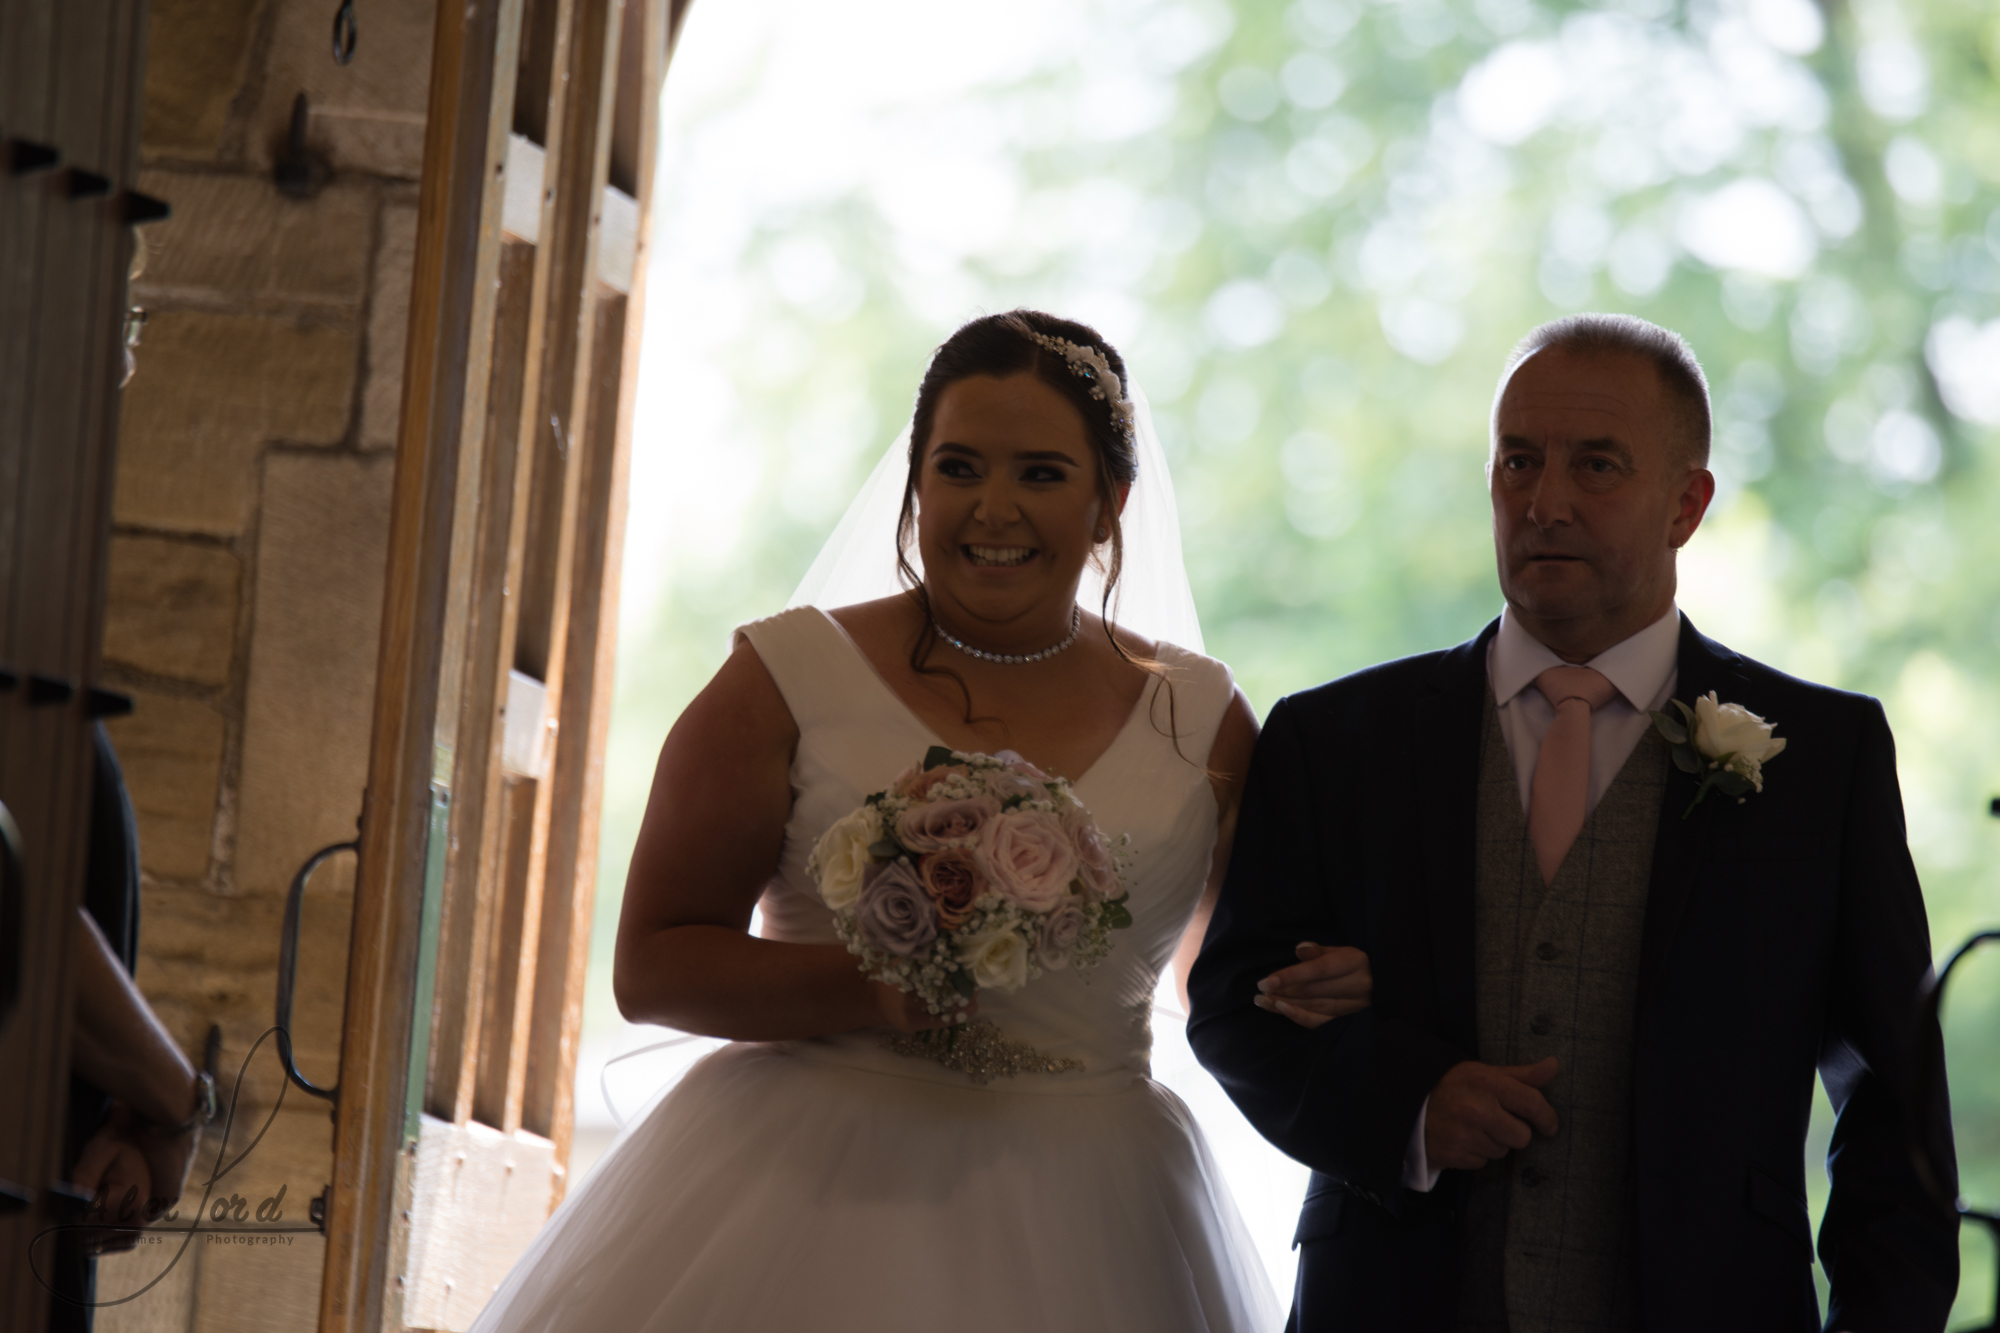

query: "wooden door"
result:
(318, 2), (685, 1331)
(0, 0), (158, 1327)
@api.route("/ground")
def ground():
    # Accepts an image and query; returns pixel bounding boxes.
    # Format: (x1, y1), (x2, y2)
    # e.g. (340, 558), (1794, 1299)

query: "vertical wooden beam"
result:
(427, 238), (538, 1127)
(528, 0), (673, 1174)
(318, 0), (522, 1327)
(485, 0), (626, 1136)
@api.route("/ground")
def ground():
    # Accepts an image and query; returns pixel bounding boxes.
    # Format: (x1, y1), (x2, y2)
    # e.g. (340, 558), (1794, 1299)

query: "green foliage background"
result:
(602, 0), (2000, 1318)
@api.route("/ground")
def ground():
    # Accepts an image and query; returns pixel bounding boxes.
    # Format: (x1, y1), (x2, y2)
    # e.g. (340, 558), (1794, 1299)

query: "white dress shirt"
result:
(1401, 604), (1681, 1192)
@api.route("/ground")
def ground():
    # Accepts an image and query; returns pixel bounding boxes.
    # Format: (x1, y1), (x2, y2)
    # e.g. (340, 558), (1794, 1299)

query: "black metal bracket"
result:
(273, 93), (332, 199)
(332, 0), (357, 64)
(26, 675), (73, 708)
(120, 190), (171, 225)
(85, 687), (133, 720)
(64, 168), (110, 199)
(6, 139), (59, 174)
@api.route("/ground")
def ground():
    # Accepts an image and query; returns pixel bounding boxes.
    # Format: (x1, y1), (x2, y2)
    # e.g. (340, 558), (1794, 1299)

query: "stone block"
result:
(94, 1214), (199, 1333)
(115, 310), (359, 536)
(249, 0), (436, 181)
(234, 450), (394, 898)
(140, 0), (263, 160)
(105, 692), (225, 882)
(362, 202), (418, 449)
(133, 169), (373, 307)
(104, 536), (241, 686)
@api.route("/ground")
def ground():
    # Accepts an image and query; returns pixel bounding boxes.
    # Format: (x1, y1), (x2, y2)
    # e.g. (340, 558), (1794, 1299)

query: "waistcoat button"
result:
(1535, 941), (1560, 961)
(1530, 1014), (1553, 1035)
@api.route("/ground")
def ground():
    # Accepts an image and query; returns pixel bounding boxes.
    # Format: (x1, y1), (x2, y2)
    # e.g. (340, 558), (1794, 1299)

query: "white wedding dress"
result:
(471, 606), (1280, 1333)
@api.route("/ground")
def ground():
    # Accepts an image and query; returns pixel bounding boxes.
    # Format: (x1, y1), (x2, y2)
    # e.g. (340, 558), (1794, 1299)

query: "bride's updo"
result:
(894, 309), (1139, 613)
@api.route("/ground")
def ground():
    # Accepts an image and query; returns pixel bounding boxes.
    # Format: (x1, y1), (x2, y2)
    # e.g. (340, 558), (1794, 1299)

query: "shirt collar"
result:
(1492, 603), (1681, 712)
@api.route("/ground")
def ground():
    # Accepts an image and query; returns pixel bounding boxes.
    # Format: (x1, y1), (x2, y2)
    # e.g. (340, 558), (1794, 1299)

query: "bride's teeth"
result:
(967, 545), (1034, 567)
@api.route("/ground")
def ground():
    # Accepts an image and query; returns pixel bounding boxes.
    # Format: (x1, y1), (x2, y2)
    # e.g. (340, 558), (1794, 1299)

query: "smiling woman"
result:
(465, 310), (1309, 1333)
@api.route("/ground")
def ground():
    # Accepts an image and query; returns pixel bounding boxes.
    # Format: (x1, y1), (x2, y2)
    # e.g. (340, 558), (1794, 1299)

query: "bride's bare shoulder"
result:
(825, 595), (917, 645)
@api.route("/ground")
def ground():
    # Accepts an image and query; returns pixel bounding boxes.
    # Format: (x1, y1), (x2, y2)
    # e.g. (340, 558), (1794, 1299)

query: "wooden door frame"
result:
(321, 2), (684, 1329)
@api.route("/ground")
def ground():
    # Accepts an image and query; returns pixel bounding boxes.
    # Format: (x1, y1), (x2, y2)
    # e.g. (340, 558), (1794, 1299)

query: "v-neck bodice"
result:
(734, 606), (1236, 1090)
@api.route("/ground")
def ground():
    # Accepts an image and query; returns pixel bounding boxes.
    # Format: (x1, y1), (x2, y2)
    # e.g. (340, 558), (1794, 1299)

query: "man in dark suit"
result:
(1188, 313), (1958, 1331)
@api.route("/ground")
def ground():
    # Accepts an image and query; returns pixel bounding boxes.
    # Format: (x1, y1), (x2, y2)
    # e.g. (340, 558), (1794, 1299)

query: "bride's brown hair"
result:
(894, 310), (1192, 757)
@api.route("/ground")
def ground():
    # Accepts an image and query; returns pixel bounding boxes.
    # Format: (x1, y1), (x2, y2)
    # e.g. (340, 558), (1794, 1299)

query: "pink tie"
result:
(1528, 665), (1619, 885)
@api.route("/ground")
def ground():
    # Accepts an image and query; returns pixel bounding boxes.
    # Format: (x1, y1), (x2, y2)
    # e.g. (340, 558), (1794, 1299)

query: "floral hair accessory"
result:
(1650, 691), (1787, 818)
(1025, 332), (1137, 443)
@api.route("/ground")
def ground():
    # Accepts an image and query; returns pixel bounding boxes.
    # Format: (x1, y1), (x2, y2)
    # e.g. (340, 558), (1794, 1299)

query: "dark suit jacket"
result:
(1187, 614), (1958, 1332)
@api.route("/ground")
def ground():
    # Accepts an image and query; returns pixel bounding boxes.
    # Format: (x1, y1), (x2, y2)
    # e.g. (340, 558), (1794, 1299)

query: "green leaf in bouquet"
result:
(1671, 743), (1702, 775)
(868, 839), (902, 861)
(949, 966), (978, 999)
(1103, 898), (1133, 930)
(1649, 709), (1688, 746)
(922, 745), (957, 770)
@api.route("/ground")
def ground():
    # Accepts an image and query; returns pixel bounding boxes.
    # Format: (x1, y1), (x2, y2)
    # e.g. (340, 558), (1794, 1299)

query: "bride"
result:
(472, 309), (1370, 1332)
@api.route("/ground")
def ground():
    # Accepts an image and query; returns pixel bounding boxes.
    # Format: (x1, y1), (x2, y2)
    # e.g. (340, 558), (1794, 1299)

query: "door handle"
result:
(275, 835), (358, 1102)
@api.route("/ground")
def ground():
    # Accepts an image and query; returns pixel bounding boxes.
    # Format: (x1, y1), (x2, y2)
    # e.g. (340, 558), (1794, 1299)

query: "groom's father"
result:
(1190, 314), (1958, 1331)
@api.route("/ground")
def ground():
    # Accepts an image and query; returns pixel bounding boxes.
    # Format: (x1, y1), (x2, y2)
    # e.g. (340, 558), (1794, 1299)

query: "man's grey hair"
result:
(1493, 313), (1712, 470)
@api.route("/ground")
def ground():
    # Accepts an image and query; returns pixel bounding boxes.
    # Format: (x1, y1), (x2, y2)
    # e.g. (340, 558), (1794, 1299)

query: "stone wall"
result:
(95, 2), (433, 1328)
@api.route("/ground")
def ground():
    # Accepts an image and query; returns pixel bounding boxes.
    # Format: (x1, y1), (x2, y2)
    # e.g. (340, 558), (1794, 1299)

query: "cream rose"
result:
(1692, 691), (1787, 791)
(810, 806), (882, 910)
(957, 923), (1031, 992)
(979, 809), (1079, 912)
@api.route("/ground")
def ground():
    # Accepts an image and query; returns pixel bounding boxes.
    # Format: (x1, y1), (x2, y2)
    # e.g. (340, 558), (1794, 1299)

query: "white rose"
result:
(957, 924), (1031, 992)
(811, 807), (882, 910)
(1692, 691), (1788, 770)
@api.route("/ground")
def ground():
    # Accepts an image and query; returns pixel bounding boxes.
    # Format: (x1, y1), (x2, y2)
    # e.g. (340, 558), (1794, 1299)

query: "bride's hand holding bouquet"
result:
(811, 746), (1133, 1037)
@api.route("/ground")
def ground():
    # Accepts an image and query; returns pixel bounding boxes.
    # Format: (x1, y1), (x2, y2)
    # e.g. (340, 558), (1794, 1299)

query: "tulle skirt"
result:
(471, 1041), (1281, 1332)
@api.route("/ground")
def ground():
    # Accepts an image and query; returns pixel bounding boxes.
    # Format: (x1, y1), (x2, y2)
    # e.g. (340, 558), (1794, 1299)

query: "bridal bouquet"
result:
(808, 746), (1133, 1020)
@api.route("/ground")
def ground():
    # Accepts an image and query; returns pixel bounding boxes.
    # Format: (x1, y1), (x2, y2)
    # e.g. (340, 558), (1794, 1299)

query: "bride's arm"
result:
(1172, 688), (1259, 1013)
(613, 639), (953, 1040)
(1172, 688), (1371, 1023)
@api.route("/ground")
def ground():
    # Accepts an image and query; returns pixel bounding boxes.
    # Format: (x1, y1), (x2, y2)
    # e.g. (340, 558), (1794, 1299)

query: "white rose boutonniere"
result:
(1650, 690), (1788, 817)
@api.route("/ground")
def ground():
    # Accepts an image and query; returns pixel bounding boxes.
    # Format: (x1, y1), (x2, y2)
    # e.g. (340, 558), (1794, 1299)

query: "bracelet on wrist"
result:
(164, 1071), (218, 1135)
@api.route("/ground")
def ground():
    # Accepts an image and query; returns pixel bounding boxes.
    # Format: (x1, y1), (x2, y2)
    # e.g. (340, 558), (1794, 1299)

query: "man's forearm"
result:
(72, 908), (197, 1126)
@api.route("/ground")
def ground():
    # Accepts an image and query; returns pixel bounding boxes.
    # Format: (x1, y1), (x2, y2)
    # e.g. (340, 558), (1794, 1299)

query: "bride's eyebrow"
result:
(1014, 449), (1080, 465)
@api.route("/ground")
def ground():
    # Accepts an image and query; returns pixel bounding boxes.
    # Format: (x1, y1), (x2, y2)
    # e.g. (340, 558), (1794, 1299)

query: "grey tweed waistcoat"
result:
(1454, 691), (1666, 1332)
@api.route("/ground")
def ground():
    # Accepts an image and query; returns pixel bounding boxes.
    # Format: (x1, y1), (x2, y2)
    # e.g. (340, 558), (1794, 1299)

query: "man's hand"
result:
(1254, 941), (1371, 1029)
(72, 1120), (155, 1254)
(1424, 1057), (1560, 1170)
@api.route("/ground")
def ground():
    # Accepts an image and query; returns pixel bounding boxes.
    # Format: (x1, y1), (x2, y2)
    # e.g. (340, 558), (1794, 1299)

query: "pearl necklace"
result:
(932, 607), (1081, 665)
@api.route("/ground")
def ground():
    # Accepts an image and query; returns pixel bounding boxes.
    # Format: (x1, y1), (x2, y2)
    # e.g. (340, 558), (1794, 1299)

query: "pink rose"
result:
(1036, 898), (1087, 968)
(894, 764), (968, 800)
(896, 795), (1000, 853)
(917, 848), (986, 928)
(979, 809), (1079, 912)
(1063, 810), (1119, 900)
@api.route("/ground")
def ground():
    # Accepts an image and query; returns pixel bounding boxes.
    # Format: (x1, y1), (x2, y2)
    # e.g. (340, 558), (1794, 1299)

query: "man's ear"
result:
(1668, 468), (1716, 549)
